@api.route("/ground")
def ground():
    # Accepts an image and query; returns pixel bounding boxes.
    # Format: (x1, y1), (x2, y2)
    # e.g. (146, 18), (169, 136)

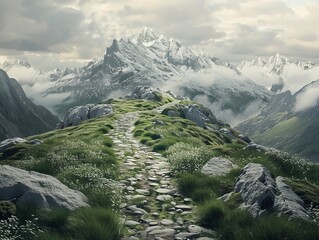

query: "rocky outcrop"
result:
(274, 176), (309, 220)
(57, 104), (113, 129)
(0, 165), (88, 210)
(0, 138), (42, 154)
(0, 138), (26, 153)
(162, 104), (221, 129)
(201, 157), (238, 176)
(130, 86), (176, 102)
(229, 163), (309, 220)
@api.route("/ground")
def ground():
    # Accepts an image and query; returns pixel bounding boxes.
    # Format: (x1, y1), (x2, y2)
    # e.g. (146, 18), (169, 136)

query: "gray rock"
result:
(175, 205), (192, 210)
(175, 232), (200, 239)
(131, 86), (163, 101)
(59, 104), (113, 129)
(156, 195), (173, 202)
(186, 105), (206, 128)
(160, 219), (174, 225)
(63, 105), (92, 128)
(27, 139), (43, 145)
(88, 104), (113, 119)
(234, 163), (276, 217)
(274, 177), (309, 220)
(127, 205), (148, 215)
(233, 163), (309, 220)
(238, 134), (251, 143)
(201, 157), (237, 176)
(125, 220), (140, 227)
(148, 228), (176, 237)
(0, 137), (26, 153)
(0, 165), (88, 210)
(167, 110), (179, 117)
(156, 188), (173, 194)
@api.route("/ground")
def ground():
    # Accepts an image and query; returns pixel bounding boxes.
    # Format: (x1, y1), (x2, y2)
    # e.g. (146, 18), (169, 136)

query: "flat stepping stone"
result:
(156, 195), (173, 202)
(125, 220), (140, 227)
(175, 205), (192, 210)
(146, 226), (162, 233)
(175, 232), (200, 239)
(160, 219), (174, 226)
(131, 194), (146, 200)
(136, 189), (150, 196)
(148, 177), (158, 182)
(127, 205), (148, 215)
(148, 228), (176, 237)
(152, 212), (160, 217)
(156, 188), (173, 194)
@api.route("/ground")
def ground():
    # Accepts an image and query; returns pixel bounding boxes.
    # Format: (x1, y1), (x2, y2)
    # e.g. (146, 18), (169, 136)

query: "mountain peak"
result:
(268, 53), (288, 65)
(1, 59), (31, 70)
(132, 26), (160, 44)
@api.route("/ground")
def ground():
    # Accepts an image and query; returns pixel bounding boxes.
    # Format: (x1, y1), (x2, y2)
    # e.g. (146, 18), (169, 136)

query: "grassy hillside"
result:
(1, 97), (319, 240)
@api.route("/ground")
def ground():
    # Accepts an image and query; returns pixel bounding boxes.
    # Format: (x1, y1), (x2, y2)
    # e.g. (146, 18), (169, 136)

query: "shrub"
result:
(152, 138), (178, 152)
(68, 207), (122, 240)
(0, 201), (16, 220)
(166, 142), (215, 173)
(197, 200), (225, 229)
(39, 208), (70, 234)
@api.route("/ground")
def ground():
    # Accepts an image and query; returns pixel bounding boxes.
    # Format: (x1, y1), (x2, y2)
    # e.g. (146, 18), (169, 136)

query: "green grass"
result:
(197, 199), (226, 229)
(133, 112), (227, 153)
(68, 207), (122, 240)
(177, 170), (240, 203)
(284, 179), (319, 206)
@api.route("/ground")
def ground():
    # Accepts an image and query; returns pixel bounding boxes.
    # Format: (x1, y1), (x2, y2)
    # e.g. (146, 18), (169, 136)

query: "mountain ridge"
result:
(0, 69), (59, 141)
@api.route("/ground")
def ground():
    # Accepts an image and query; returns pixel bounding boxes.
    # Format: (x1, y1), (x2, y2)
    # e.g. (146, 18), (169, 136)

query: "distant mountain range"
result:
(237, 79), (319, 163)
(1, 27), (272, 125)
(0, 69), (59, 141)
(238, 53), (319, 94)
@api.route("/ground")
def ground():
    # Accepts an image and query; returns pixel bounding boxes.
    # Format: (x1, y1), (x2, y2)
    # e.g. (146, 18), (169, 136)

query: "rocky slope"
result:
(237, 80), (319, 162)
(0, 69), (59, 141)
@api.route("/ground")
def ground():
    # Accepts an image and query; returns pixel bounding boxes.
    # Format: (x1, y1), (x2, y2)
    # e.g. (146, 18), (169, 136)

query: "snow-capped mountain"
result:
(5, 27), (272, 125)
(238, 53), (319, 93)
(0, 59), (38, 85)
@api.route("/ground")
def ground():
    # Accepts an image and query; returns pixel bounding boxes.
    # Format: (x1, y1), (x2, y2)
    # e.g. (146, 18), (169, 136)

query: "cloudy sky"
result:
(0, 0), (318, 70)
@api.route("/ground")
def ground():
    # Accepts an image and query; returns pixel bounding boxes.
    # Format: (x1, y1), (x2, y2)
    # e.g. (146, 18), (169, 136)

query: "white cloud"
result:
(295, 85), (319, 112)
(0, 0), (319, 71)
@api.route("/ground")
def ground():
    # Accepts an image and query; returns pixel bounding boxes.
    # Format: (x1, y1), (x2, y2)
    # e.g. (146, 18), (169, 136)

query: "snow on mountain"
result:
(6, 27), (272, 124)
(0, 59), (38, 85)
(238, 53), (319, 93)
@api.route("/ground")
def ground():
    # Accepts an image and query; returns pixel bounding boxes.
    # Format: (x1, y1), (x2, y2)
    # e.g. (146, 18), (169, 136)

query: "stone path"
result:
(109, 106), (218, 240)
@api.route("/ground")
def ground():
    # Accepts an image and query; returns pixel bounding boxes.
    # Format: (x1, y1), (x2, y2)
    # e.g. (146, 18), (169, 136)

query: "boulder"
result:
(201, 157), (238, 176)
(89, 104), (113, 119)
(131, 86), (162, 100)
(162, 103), (223, 129)
(0, 165), (89, 210)
(63, 105), (93, 128)
(234, 163), (277, 217)
(232, 163), (309, 220)
(0, 138), (26, 153)
(238, 134), (251, 143)
(185, 105), (206, 128)
(58, 104), (113, 129)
